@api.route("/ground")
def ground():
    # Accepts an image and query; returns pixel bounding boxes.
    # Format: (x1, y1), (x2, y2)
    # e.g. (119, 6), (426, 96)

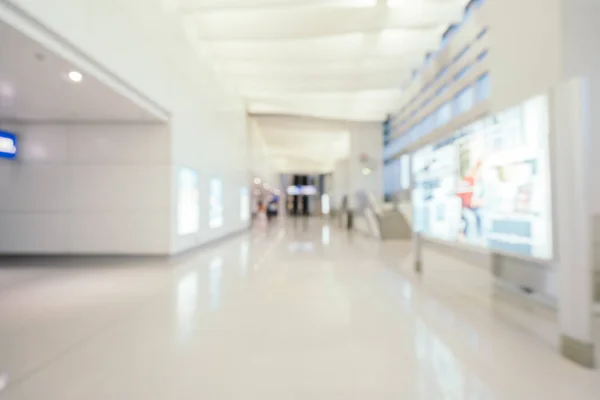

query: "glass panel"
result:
(438, 102), (453, 125)
(475, 73), (490, 101)
(454, 86), (474, 115)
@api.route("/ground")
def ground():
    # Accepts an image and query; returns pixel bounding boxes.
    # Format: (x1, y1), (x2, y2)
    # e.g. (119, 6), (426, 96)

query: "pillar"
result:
(552, 78), (595, 368)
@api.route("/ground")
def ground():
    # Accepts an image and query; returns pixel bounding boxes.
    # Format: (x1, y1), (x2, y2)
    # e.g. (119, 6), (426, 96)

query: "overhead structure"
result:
(0, 19), (167, 122)
(251, 114), (351, 173)
(170, 0), (470, 122)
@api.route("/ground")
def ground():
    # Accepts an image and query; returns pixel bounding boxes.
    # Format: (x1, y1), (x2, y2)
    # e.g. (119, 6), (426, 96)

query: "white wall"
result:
(169, 106), (250, 254)
(390, 0), (564, 141)
(331, 122), (383, 210)
(248, 119), (276, 185)
(557, 0), (600, 281)
(348, 122), (384, 205)
(332, 158), (350, 210)
(390, 3), (489, 139)
(0, 123), (171, 254)
(486, 0), (562, 113)
(550, 78), (595, 341)
(4, 0), (233, 113)
(0, 115), (250, 256)
(2, 1), (251, 255)
(560, 0), (600, 214)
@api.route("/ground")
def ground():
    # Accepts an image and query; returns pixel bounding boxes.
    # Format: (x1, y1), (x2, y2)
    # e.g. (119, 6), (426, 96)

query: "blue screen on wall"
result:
(0, 131), (17, 159)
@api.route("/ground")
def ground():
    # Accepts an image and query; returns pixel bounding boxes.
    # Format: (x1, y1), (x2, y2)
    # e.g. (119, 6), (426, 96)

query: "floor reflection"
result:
(322, 225), (330, 245)
(287, 242), (315, 253)
(209, 256), (223, 311)
(176, 270), (198, 342)
(240, 241), (249, 278)
(2, 217), (598, 399)
(415, 319), (493, 400)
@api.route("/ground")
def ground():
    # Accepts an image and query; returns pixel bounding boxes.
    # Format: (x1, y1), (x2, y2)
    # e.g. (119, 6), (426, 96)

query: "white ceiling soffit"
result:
(0, 7), (168, 123)
(174, 0), (467, 122)
(251, 115), (351, 173)
(248, 90), (403, 121)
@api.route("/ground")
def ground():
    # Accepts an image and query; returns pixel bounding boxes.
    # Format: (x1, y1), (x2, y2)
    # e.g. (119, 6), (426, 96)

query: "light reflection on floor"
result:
(322, 225), (330, 245)
(176, 270), (198, 342)
(0, 218), (598, 399)
(208, 256), (223, 311)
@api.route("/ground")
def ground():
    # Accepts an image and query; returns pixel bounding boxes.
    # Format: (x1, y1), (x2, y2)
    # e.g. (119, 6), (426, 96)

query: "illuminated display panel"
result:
(209, 178), (224, 229)
(412, 95), (552, 259)
(177, 168), (199, 236)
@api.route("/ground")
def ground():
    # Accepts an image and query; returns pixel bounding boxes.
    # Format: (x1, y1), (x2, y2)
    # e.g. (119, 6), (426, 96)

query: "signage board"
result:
(0, 131), (17, 159)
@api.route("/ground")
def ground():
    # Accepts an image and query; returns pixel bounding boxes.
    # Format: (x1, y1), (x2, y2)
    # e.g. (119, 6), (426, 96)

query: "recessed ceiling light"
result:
(387, 0), (411, 7)
(0, 374), (8, 392)
(0, 82), (15, 108)
(334, 0), (378, 6)
(68, 71), (83, 83)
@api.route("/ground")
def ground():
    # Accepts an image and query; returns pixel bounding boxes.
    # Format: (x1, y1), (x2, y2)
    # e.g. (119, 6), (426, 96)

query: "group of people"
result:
(257, 198), (279, 221)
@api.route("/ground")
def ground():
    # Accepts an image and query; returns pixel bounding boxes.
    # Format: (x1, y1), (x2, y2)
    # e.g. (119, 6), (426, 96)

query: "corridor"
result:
(0, 219), (598, 399)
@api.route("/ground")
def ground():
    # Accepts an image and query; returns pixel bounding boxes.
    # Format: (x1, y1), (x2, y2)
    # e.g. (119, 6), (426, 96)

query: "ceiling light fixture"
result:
(386, 0), (411, 7)
(0, 82), (15, 108)
(0, 374), (8, 392)
(335, 0), (378, 7)
(68, 71), (83, 83)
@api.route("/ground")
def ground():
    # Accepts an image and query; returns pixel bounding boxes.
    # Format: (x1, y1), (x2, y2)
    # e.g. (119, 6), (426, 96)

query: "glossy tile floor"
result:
(0, 219), (599, 399)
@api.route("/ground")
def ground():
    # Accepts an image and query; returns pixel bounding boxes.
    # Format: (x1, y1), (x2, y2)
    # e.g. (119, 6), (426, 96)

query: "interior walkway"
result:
(0, 218), (598, 399)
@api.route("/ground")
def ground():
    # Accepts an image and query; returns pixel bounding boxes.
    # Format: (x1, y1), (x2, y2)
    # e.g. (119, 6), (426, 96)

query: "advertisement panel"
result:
(209, 178), (224, 229)
(240, 187), (250, 221)
(177, 168), (200, 236)
(412, 95), (552, 259)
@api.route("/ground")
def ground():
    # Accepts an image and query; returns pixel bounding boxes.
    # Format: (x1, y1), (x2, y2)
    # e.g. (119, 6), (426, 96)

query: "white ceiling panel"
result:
(204, 30), (442, 60)
(213, 56), (420, 76)
(168, 0), (467, 121)
(165, 0), (467, 171)
(0, 19), (166, 122)
(251, 114), (351, 173)
(191, 5), (461, 41)
(248, 89), (401, 121)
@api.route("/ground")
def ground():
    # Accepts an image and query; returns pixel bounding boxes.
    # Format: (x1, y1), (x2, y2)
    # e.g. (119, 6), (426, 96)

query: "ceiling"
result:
(252, 115), (351, 173)
(0, 19), (166, 123)
(172, 0), (468, 122)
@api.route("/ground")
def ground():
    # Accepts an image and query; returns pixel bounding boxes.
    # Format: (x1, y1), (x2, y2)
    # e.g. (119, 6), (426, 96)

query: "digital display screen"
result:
(287, 185), (318, 195)
(412, 95), (553, 259)
(287, 186), (300, 195)
(177, 168), (199, 236)
(0, 131), (17, 159)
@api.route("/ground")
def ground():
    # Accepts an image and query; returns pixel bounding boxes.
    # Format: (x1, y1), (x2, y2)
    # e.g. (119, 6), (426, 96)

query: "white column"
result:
(332, 159), (350, 211)
(552, 78), (595, 368)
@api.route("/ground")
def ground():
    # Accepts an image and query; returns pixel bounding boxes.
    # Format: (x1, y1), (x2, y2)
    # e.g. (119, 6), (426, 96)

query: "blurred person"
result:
(267, 197), (278, 222)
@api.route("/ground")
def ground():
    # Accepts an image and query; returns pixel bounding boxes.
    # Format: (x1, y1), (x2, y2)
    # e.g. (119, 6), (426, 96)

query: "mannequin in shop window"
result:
(458, 160), (483, 240)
